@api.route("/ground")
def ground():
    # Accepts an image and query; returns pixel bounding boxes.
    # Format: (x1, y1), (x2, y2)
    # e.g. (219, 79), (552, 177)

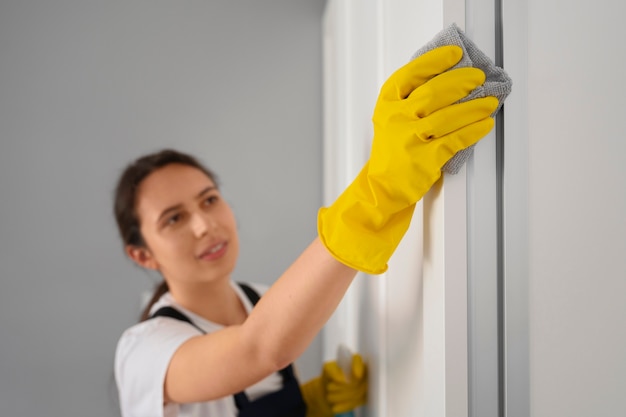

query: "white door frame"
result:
(321, 0), (529, 415)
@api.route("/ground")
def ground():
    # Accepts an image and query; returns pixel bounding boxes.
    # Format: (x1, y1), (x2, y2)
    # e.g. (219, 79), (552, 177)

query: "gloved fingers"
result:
(436, 117), (496, 154)
(414, 96), (498, 141)
(322, 354), (367, 384)
(407, 67), (486, 117)
(331, 401), (362, 415)
(326, 386), (366, 404)
(326, 377), (367, 394)
(331, 398), (367, 415)
(379, 45), (463, 101)
(350, 354), (366, 380)
(328, 394), (367, 414)
(326, 391), (354, 404)
(322, 361), (347, 383)
(327, 384), (367, 413)
(326, 378), (367, 398)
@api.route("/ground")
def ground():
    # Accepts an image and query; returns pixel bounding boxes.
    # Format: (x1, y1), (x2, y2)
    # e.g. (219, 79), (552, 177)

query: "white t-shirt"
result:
(115, 281), (283, 417)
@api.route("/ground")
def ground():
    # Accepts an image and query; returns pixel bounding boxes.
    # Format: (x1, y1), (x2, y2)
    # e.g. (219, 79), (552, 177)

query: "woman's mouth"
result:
(198, 241), (227, 261)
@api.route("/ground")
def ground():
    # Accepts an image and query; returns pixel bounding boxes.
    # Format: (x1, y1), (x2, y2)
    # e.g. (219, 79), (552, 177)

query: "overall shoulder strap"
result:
(150, 283), (259, 332)
(238, 282), (261, 305)
(151, 306), (206, 334)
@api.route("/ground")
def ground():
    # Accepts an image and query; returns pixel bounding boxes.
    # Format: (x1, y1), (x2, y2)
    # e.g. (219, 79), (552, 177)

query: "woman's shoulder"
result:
(115, 318), (205, 417)
(115, 316), (201, 367)
(116, 281), (268, 358)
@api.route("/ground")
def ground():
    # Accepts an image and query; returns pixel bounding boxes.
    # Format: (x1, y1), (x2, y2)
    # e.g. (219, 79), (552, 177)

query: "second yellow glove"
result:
(324, 353), (367, 414)
(300, 354), (368, 417)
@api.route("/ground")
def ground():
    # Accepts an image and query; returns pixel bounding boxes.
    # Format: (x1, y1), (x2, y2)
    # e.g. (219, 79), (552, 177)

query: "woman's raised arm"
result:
(164, 45), (498, 404)
(164, 237), (356, 403)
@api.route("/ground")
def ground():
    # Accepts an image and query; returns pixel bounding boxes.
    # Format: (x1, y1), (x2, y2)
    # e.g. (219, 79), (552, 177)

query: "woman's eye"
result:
(204, 195), (219, 205)
(166, 213), (181, 225)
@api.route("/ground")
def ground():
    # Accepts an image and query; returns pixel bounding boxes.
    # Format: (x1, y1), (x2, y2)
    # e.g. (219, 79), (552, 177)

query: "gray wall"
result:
(0, 1), (326, 416)
(522, 1), (626, 415)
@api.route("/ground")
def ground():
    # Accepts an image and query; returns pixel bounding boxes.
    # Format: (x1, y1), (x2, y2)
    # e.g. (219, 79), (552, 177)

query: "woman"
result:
(113, 45), (498, 417)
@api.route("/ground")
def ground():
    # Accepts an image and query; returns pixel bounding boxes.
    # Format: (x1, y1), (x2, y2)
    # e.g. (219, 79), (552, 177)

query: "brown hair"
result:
(113, 149), (219, 321)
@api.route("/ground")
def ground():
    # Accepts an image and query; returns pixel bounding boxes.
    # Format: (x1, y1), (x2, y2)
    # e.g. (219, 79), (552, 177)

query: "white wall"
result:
(0, 2), (326, 416)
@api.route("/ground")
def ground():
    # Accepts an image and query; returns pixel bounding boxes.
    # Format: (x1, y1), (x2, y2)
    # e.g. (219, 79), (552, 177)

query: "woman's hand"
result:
(300, 353), (368, 417)
(318, 45), (498, 274)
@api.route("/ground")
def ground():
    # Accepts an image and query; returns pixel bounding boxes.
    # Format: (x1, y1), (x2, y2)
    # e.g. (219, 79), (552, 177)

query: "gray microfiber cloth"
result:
(411, 23), (513, 174)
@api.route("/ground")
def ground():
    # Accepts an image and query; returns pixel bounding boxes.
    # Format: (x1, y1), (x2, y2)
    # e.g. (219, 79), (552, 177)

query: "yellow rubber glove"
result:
(300, 376), (333, 417)
(325, 353), (367, 414)
(300, 354), (368, 417)
(318, 45), (499, 274)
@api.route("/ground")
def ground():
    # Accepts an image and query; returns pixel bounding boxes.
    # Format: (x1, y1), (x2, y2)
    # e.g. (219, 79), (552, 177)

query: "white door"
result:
(321, 0), (507, 416)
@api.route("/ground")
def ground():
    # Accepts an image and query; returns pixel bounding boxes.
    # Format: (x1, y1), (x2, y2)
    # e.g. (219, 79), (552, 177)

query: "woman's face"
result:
(129, 163), (239, 286)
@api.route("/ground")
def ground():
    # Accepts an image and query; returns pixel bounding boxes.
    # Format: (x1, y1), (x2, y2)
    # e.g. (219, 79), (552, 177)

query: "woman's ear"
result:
(125, 245), (158, 270)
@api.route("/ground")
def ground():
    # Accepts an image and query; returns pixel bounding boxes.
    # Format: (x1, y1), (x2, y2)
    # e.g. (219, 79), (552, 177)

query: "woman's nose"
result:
(190, 211), (215, 238)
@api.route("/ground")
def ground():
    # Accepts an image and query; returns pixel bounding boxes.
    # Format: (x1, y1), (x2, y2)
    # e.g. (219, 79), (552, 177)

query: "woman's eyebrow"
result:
(196, 186), (217, 199)
(157, 204), (183, 223)
(156, 186), (217, 223)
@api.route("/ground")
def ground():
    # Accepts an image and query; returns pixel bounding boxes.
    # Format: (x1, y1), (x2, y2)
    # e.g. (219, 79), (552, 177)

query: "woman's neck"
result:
(168, 279), (248, 326)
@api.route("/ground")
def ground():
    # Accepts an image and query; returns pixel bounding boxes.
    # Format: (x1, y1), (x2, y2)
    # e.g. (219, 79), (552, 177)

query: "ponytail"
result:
(140, 280), (169, 322)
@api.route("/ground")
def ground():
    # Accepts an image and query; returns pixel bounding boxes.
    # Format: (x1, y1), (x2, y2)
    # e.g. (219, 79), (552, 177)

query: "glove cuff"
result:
(317, 168), (417, 274)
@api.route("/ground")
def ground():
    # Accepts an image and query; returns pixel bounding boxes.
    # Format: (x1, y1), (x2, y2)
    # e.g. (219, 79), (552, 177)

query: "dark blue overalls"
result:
(151, 283), (307, 417)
